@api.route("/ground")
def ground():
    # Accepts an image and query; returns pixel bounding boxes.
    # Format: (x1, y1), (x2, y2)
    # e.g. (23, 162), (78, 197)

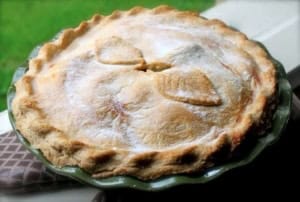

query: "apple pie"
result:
(12, 6), (277, 180)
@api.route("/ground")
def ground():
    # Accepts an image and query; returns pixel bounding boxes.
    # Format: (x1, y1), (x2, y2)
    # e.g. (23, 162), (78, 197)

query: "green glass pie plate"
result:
(7, 41), (292, 191)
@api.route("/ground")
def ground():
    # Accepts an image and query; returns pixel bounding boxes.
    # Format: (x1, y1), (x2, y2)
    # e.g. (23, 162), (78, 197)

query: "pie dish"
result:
(12, 6), (277, 180)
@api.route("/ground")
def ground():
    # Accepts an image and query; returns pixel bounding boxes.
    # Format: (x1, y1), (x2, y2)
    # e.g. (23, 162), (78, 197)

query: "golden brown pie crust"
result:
(12, 6), (277, 180)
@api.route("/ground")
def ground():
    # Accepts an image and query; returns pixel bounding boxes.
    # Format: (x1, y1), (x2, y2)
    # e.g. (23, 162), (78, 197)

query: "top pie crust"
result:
(12, 6), (276, 180)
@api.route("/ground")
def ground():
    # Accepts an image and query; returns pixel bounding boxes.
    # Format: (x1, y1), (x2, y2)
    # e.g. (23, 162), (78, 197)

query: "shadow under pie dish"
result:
(9, 6), (290, 189)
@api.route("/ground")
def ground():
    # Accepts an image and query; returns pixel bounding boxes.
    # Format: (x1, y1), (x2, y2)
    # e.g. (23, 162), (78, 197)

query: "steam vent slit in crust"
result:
(12, 6), (277, 180)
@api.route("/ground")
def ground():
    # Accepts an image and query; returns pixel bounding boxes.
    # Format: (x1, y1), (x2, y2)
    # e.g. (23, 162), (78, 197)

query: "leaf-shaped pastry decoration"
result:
(156, 70), (222, 106)
(95, 36), (145, 65)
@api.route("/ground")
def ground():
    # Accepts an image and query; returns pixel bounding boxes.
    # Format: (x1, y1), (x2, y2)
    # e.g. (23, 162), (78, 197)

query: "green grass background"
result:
(0, 0), (214, 111)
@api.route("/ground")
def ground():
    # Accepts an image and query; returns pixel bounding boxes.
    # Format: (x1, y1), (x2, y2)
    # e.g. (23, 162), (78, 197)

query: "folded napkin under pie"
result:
(0, 131), (80, 193)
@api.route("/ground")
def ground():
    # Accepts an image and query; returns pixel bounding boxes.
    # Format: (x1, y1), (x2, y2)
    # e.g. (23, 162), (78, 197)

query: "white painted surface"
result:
(0, 110), (12, 135)
(1, 0), (299, 200)
(203, 0), (300, 72)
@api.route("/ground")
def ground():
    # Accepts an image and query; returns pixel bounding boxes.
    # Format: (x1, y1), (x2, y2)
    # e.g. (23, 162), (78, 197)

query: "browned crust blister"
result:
(12, 5), (277, 180)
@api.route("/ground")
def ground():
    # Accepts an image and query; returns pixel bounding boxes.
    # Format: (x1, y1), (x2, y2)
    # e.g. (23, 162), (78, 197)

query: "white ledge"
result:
(202, 0), (300, 72)
(0, 110), (12, 135)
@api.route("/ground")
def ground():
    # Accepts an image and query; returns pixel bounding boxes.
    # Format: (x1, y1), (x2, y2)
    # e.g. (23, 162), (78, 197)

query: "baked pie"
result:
(12, 6), (277, 180)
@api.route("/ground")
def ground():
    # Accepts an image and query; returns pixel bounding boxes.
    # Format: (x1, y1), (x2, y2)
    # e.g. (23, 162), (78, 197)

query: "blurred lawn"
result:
(0, 0), (214, 111)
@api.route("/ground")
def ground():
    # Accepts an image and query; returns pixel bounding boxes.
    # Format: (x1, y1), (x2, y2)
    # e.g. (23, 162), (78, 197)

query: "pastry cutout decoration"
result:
(156, 70), (222, 106)
(95, 36), (145, 65)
